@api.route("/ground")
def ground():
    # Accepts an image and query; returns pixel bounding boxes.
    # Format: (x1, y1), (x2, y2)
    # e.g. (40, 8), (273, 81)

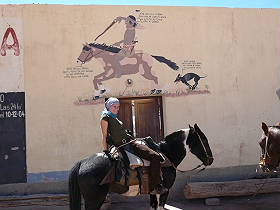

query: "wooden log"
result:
(184, 178), (280, 199)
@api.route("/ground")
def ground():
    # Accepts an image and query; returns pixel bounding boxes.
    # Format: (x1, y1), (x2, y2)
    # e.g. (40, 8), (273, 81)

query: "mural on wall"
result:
(71, 10), (210, 104)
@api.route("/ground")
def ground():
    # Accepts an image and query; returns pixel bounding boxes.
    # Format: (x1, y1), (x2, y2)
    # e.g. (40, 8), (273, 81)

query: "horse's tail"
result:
(151, 55), (179, 70)
(69, 161), (82, 210)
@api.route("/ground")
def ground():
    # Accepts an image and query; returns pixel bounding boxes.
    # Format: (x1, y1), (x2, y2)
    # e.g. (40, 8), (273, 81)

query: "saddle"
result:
(100, 137), (172, 194)
(125, 138), (172, 168)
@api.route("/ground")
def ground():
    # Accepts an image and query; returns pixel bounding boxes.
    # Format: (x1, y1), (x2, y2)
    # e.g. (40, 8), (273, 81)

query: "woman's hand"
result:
(114, 16), (124, 23)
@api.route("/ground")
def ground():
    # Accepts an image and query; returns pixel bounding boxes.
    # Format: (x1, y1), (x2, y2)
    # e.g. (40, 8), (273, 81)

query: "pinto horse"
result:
(69, 124), (213, 210)
(258, 122), (280, 172)
(77, 43), (179, 92)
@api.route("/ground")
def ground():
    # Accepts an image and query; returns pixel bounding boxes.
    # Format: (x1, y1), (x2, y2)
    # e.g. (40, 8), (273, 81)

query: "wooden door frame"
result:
(118, 96), (164, 141)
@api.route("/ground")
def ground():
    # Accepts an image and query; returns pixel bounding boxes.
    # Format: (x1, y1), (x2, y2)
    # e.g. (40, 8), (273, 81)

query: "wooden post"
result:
(184, 178), (280, 199)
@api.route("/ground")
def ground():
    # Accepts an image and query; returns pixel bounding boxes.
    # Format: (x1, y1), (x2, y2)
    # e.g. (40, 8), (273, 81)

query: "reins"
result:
(196, 129), (212, 166)
(110, 138), (138, 156)
(109, 130), (211, 175)
(172, 162), (206, 174)
(264, 136), (270, 159)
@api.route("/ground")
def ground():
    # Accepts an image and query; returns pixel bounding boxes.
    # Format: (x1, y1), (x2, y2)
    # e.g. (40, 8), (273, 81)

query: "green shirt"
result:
(101, 114), (131, 146)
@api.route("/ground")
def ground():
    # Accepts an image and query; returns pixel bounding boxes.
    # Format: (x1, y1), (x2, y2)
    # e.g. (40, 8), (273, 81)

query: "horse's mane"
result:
(159, 130), (186, 166)
(88, 43), (121, 53)
(163, 130), (185, 145)
(83, 42), (179, 70)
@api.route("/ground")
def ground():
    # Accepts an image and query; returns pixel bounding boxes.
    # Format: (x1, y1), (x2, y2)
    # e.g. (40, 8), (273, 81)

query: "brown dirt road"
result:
(0, 193), (279, 210)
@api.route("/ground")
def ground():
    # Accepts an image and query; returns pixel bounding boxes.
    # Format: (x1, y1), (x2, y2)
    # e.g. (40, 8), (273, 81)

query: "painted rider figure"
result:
(112, 15), (138, 77)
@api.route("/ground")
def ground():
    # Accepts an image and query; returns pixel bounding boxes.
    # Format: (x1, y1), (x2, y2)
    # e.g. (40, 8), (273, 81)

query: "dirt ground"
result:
(0, 193), (280, 210)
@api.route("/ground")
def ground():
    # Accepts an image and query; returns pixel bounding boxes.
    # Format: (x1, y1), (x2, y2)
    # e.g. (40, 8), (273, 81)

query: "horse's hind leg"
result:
(82, 184), (109, 210)
(140, 63), (158, 84)
(150, 194), (158, 210)
(159, 191), (169, 209)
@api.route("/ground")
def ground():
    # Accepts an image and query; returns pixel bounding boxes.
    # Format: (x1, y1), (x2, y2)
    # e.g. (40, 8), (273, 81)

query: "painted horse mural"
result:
(77, 43), (179, 95)
(258, 122), (280, 172)
(69, 124), (213, 210)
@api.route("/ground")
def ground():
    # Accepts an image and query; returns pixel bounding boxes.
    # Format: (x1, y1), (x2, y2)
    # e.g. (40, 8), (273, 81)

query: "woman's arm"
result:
(112, 40), (124, 47)
(101, 119), (109, 151)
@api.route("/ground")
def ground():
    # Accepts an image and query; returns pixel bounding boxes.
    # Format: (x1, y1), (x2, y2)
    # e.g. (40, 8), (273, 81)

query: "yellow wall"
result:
(0, 6), (24, 92)
(1, 5), (279, 174)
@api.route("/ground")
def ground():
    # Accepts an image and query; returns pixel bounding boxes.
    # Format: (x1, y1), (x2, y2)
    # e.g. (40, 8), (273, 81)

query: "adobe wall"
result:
(0, 5), (279, 181)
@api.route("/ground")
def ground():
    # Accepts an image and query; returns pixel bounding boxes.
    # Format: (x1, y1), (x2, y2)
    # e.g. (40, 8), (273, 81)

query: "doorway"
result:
(117, 96), (164, 142)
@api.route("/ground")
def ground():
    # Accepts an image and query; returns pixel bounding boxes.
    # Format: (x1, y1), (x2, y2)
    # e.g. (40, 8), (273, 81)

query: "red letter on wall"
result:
(0, 27), (20, 56)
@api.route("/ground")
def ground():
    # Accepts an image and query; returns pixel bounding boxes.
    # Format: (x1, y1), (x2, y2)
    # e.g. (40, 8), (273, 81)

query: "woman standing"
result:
(100, 97), (166, 194)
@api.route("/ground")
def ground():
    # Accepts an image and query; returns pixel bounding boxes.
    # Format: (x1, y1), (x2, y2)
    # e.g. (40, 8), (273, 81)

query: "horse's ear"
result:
(262, 122), (269, 135)
(194, 123), (202, 133)
(189, 124), (194, 132)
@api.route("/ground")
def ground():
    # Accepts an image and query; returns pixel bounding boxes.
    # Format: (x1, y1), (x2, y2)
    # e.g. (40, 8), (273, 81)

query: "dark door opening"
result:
(118, 96), (164, 142)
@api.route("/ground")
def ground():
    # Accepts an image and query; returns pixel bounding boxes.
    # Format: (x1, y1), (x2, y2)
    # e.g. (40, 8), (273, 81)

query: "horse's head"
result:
(77, 43), (121, 64)
(258, 122), (280, 172)
(161, 124), (213, 168)
(77, 44), (95, 64)
(187, 124), (213, 166)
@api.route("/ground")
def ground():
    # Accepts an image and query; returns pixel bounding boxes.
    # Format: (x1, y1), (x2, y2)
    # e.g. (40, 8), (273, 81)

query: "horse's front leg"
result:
(150, 194), (158, 210)
(159, 191), (169, 209)
(93, 68), (115, 91)
(150, 193), (169, 210)
(93, 72), (108, 90)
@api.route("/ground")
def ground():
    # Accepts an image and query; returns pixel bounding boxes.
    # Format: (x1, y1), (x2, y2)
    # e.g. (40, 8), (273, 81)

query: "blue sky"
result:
(0, 0), (279, 8)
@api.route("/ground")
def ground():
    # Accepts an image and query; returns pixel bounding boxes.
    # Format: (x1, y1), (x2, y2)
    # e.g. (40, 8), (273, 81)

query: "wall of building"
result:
(0, 5), (279, 181)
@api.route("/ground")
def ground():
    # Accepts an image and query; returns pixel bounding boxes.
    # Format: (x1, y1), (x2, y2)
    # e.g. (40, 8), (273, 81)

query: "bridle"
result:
(107, 128), (213, 175)
(79, 44), (113, 64)
(259, 127), (280, 172)
(194, 129), (213, 166)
